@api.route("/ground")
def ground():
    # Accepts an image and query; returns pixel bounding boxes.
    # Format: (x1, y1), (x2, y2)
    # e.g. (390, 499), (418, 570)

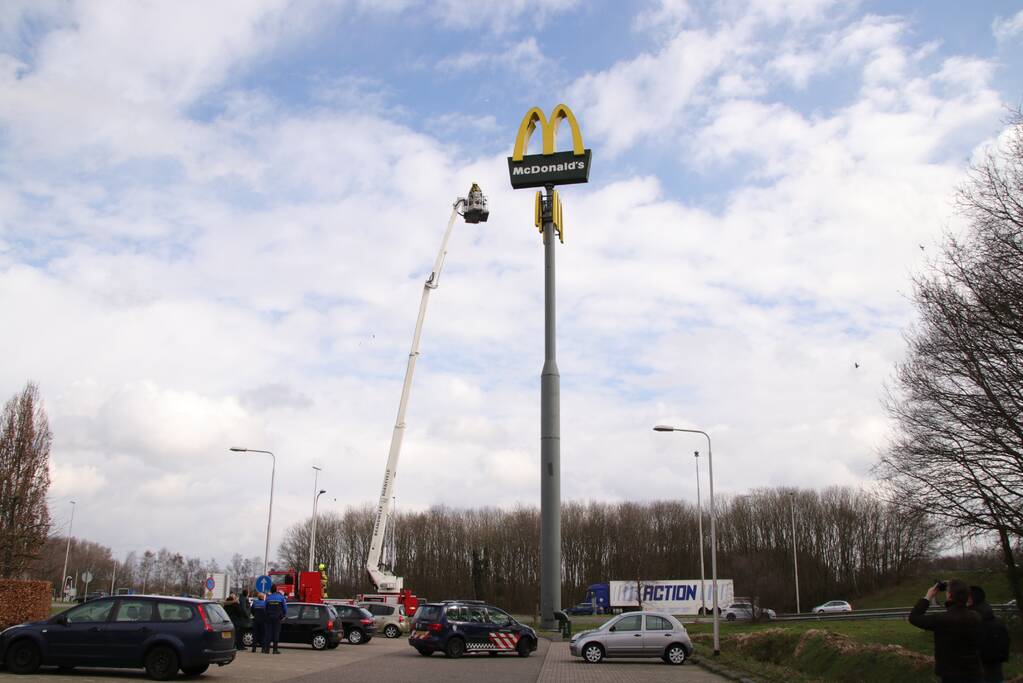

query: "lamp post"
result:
(654, 425), (720, 656)
(61, 501), (76, 602)
(694, 450), (707, 615)
(309, 489), (326, 572)
(309, 465), (322, 571)
(230, 447), (275, 575)
(790, 491), (800, 613)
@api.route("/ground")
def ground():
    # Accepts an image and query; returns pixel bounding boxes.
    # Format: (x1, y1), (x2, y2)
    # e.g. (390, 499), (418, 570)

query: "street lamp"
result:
(231, 447), (275, 576)
(309, 489), (327, 572)
(654, 425), (720, 656)
(789, 491), (801, 613)
(60, 501), (76, 602)
(694, 450), (707, 615)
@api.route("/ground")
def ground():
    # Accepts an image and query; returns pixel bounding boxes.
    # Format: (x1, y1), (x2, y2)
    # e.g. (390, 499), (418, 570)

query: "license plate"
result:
(222, 631), (233, 639)
(413, 630), (426, 638)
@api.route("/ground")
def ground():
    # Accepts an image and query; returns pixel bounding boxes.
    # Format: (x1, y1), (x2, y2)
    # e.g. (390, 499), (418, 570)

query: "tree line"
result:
(278, 486), (936, 613)
(877, 109), (1023, 615)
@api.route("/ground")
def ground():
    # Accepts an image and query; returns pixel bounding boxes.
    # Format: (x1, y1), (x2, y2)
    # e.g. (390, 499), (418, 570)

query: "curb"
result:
(691, 655), (765, 683)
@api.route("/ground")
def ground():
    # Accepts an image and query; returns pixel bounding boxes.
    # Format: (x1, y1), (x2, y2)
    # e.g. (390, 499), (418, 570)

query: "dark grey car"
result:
(569, 611), (693, 665)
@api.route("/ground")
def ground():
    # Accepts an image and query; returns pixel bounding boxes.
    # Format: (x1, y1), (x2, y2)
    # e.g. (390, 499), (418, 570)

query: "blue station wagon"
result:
(0, 595), (236, 679)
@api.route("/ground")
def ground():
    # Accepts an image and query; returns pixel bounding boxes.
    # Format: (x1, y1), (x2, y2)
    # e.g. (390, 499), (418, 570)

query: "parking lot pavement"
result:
(537, 642), (729, 683)
(0, 638), (727, 682)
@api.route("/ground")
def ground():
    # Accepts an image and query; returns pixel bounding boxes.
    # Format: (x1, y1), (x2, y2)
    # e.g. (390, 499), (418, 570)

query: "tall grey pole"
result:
(706, 434), (720, 656)
(790, 492), (800, 613)
(230, 448), (275, 576)
(540, 185), (561, 630)
(61, 501), (76, 601)
(695, 451), (706, 615)
(309, 466), (321, 571)
(309, 490), (326, 572)
(653, 426), (719, 655)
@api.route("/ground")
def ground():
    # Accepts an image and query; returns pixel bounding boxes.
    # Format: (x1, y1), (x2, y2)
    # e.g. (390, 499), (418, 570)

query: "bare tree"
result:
(0, 382), (52, 578)
(877, 110), (1023, 616)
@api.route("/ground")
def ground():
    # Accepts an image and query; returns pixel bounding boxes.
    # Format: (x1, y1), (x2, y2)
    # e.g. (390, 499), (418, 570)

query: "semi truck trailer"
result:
(570, 579), (735, 615)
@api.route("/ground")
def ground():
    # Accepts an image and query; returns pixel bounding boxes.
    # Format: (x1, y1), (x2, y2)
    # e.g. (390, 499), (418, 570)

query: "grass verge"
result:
(687, 619), (1022, 683)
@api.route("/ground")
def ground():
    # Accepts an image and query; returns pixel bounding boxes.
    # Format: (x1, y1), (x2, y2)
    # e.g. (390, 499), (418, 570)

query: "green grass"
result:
(855, 570), (1016, 610)
(687, 618), (1022, 682)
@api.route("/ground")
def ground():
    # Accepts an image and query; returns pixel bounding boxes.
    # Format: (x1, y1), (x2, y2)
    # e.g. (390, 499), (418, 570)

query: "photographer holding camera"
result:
(909, 579), (983, 683)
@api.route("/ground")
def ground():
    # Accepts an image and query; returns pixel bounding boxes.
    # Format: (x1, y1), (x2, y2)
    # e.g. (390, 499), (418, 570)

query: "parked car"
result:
(331, 604), (376, 644)
(357, 602), (410, 639)
(564, 602), (602, 616)
(569, 611), (693, 665)
(409, 601), (538, 658)
(812, 600), (852, 614)
(0, 595), (235, 679)
(277, 602), (342, 650)
(723, 602), (776, 621)
(84, 591), (108, 602)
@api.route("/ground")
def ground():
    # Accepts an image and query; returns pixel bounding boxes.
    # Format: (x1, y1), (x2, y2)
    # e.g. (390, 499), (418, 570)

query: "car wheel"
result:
(144, 645), (180, 681)
(416, 647), (433, 656)
(384, 624), (401, 639)
(6, 640), (41, 675)
(664, 644), (687, 665)
(181, 663), (209, 676)
(347, 628), (364, 645)
(726, 613), (736, 621)
(582, 642), (604, 664)
(444, 637), (466, 659)
(312, 633), (328, 650)
(241, 630), (254, 648)
(516, 637), (532, 658)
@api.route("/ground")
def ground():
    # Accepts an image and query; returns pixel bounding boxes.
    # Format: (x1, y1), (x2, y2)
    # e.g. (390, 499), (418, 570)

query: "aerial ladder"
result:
(362, 185), (489, 614)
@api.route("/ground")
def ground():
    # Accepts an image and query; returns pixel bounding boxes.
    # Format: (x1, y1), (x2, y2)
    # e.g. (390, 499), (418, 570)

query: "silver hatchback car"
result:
(569, 611), (694, 665)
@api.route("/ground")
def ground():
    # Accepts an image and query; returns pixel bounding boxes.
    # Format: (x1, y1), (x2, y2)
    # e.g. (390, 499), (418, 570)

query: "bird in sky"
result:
(854, 362), (860, 369)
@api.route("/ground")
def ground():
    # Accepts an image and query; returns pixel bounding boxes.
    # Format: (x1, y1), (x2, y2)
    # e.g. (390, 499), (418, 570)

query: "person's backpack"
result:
(980, 618), (1010, 664)
(265, 598), (284, 619)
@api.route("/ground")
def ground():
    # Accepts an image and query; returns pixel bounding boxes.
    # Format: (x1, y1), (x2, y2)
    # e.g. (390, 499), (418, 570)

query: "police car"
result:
(408, 601), (538, 658)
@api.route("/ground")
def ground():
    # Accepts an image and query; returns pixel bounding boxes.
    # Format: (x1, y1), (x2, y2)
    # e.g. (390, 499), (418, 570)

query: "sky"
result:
(2, 0), (1022, 567)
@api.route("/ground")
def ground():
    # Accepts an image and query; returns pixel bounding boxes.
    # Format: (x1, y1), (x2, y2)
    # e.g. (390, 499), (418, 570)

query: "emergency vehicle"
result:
(408, 601), (537, 658)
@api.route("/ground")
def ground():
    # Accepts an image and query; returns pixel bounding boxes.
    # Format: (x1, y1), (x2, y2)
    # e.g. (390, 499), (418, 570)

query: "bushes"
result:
(0, 580), (51, 628)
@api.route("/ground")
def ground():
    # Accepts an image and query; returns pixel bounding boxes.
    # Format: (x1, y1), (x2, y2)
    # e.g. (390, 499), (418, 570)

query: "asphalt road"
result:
(0, 637), (728, 682)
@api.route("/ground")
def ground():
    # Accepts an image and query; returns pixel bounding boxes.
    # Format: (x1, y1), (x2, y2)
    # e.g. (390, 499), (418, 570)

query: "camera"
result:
(935, 580), (947, 592)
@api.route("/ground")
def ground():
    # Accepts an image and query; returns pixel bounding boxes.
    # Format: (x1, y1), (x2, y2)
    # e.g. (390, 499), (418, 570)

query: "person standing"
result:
(969, 586), (1010, 683)
(222, 594), (245, 651)
(237, 590), (254, 651)
(251, 592), (267, 653)
(909, 579), (983, 683)
(264, 585), (288, 654)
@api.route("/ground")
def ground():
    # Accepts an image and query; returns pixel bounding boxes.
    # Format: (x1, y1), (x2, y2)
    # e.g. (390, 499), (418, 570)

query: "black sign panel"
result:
(507, 150), (592, 189)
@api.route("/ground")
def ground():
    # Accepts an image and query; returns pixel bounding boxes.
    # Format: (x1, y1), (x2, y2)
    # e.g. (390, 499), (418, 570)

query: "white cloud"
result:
(50, 462), (107, 497)
(993, 9), (1023, 43)
(1, 1), (1016, 566)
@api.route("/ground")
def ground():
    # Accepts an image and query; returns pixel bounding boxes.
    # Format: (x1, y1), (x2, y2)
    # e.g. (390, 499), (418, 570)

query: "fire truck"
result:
(361, 185), (488, 616)
(268, 567), (328, 603)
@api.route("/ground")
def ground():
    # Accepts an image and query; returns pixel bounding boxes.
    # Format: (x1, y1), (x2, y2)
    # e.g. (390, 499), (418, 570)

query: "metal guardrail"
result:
(683, 604), (1018, 624)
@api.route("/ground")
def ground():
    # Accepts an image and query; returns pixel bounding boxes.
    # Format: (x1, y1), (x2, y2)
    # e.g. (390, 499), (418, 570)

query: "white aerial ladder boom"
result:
(366, 185), (488, 593)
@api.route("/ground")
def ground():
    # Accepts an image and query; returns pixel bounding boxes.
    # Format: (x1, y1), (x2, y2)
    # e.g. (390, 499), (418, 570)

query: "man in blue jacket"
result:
(250, 592), (267, 653)
(264, 585), (288, 654)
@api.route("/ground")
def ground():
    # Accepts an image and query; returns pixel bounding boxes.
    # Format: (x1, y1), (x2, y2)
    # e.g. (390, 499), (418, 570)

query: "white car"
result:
(812, 600), (852, 614)
(723, 602), (776, 621)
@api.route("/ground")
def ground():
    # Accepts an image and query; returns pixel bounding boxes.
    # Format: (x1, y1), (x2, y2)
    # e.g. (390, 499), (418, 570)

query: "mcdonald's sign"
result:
(508, 104), (592, 189)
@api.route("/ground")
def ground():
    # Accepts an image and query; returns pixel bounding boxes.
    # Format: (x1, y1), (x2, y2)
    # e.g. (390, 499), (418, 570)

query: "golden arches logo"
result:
(512, 104), (586, 161)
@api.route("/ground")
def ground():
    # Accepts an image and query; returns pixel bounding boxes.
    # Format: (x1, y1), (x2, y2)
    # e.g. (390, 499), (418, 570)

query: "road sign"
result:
(255, 575), (272, 593)
(205, 577), (216, 591)
(81, 571), (94, 583)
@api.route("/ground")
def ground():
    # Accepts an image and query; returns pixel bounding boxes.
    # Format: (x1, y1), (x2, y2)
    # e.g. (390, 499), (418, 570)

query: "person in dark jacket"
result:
(264, 585), (288, 654)
(251, 592), (267, 653)
(909, 579), (983, 683)
(969, 585), (1009, 683)
(222, 594), (246, 650)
